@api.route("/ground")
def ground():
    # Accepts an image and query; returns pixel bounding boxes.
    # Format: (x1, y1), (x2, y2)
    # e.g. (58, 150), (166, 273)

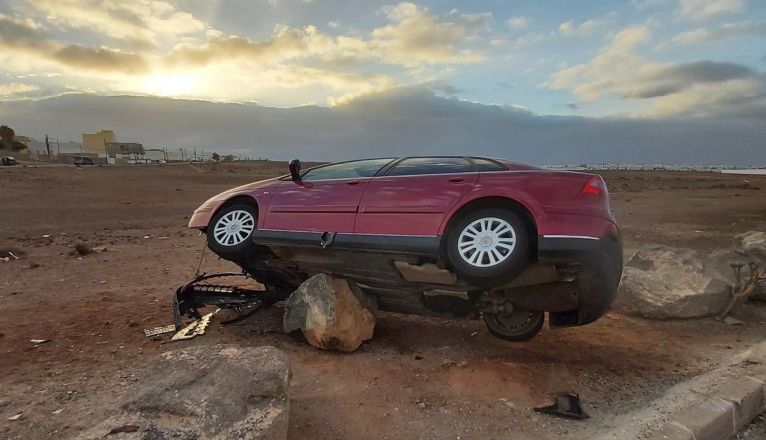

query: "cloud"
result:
(0, 14), (149, 74)
(26, 0), (208, 48)
(558, 13), (617, 37)
(371, 3), (486, 65)
(664, 21), (766, 46)
(5, 91), (764, 166)
(676, 0), (745, 22)
(548, 25), (766, 118)
(506, 16), (529, 31)
(0, 82), (39, 98)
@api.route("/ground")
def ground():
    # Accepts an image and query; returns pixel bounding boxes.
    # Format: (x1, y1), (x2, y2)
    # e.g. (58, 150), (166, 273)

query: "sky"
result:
(0, 0), (765, 164)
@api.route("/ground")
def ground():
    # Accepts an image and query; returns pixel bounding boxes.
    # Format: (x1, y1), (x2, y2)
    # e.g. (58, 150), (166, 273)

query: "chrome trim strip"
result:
(259, 228), (438, 238)
(542, 235), (600, 240)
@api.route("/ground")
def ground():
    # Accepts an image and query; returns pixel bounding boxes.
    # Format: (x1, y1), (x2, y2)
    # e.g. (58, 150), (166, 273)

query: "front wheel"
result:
(446, 208), (530, 286)
(206, 204), (258, 258)
(483, 307), (544, 342)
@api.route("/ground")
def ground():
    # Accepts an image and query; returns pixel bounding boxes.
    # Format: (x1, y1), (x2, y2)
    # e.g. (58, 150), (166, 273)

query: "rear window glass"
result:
(388, 157), (470, 176)
(471, 158), (506, 171)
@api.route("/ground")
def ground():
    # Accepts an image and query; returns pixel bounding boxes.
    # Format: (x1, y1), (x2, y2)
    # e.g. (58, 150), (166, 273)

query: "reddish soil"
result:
(1, 163), (765, 439)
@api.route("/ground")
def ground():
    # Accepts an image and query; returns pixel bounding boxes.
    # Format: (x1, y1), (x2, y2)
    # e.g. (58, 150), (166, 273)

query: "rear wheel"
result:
(483, 306), (544, 342)
(206, 204), (257, 258)
(446, 208), (530, 286)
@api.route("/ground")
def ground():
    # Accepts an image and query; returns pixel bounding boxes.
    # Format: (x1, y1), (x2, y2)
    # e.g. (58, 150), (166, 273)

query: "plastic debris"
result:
(172, 310), (218, 341)
(534, 393), (590, 420)
(144, 325), (176, 337)
(30, 339), (50, 344)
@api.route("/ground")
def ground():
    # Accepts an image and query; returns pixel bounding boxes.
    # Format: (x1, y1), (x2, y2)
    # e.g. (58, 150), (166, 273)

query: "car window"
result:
(471, 158), (506, 171)
(387, 157), (470, 176)
(301, 158), (394, 181)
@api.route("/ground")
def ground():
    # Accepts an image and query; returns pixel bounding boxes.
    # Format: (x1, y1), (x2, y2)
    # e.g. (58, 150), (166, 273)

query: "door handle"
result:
(346, 181), (361, 186)
(448, 177), (465, 183)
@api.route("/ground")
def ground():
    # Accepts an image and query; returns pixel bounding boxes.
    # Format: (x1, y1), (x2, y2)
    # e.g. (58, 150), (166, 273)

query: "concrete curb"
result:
(648, 375), (766, 440)
(594, 341), (766, 440)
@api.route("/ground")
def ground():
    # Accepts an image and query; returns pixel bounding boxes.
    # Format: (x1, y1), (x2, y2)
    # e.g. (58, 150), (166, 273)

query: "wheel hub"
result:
(457, 217), (517, 268)
(213, 210), (255, 246)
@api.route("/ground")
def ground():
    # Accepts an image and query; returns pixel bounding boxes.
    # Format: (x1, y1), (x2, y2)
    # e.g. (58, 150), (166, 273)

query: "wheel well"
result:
(203, 195), (259, 233)
(441, 197), (538, 257)
(219, 195), (259, 211)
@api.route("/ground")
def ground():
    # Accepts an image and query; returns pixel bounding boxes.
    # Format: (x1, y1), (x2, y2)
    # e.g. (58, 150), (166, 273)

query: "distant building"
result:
(105, 142), (144, 156)
(145, 149), (167, 162)
(82, 130), (117, 156)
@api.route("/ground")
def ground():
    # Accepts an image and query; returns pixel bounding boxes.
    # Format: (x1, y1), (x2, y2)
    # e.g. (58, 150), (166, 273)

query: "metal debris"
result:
(534, 393), (590, 420)
(30, 339), (50, 344)
(144, 325), (177, 337)
(107, 425), (140, 435)
(171, 309), (219, 341)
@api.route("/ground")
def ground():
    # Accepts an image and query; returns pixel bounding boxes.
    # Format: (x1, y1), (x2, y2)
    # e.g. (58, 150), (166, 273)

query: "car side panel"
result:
(437, 171), (614, 238)
(264, 178), (370, 233)
(355, 173), (479, 236)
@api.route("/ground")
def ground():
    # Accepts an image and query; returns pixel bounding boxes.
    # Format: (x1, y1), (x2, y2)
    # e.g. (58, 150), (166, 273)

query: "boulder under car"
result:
(189, 156), (622, 341)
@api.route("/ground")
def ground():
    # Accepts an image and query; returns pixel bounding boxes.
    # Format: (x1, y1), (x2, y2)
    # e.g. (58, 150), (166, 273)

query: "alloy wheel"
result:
(457, 217), (517, 268)
(213, 209), (255, 246)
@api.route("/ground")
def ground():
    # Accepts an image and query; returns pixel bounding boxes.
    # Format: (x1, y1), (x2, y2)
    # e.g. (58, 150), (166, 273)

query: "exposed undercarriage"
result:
(175, 240), (618, 341)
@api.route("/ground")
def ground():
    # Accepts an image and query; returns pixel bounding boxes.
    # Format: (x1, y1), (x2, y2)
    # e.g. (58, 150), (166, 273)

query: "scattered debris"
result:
(7, 413), (22, 421)
(52, 409), (63, 414)
(30, 339), (50, 344)
(144, 325), (176, 337)
(107, 425), (140, 435)
(723, 316), (745, 326)
(720, 263), (764, 318)
(498, 398), (516, 409)
(171, 310), (218, 341)
(73, 242), (92, 256)
(534, 393), (590, 420)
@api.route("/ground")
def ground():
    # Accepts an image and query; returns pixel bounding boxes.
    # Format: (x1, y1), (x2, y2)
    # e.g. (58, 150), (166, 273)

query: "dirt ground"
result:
(1, 163), (765, 440)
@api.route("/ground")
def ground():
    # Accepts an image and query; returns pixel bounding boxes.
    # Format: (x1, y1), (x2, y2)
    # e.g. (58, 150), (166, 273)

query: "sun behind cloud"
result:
(141, 73), (199, 97)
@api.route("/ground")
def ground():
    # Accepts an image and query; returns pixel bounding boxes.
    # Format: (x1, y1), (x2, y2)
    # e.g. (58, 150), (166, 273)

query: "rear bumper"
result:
(537, 231), (623, 327)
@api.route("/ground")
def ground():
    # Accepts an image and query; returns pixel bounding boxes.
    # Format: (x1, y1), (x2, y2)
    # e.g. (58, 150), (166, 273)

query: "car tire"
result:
(446, 208), (530, 286)
(206, 204), (258, 259)
(483, 307), (544, 342)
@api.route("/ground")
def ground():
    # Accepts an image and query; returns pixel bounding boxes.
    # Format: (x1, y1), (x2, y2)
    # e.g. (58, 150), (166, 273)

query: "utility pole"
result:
(56, 138), (60, 156)
(45, 134), (51, 161)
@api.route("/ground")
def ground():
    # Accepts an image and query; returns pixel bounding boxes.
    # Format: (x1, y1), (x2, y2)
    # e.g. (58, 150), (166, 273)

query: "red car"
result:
(189, 157), (622, 341)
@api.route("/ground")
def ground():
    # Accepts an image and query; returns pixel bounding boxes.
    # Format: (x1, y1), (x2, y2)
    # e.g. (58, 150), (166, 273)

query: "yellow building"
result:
(82, 130), (116, 156)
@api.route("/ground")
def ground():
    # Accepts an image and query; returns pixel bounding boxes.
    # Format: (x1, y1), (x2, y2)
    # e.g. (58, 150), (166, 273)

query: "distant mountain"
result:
(1, 89), (763, 166)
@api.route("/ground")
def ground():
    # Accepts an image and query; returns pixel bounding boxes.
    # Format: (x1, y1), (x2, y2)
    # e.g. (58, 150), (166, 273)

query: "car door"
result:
(355, 157), (478, 236)
(263, 158), (395, 233)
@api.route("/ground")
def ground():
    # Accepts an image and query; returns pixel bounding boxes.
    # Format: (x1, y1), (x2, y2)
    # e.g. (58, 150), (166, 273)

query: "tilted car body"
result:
(189, 156), (622, 341)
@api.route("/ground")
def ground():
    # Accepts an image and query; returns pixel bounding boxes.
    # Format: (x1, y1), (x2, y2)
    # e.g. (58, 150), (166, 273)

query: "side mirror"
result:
(289, 159), (302, 182)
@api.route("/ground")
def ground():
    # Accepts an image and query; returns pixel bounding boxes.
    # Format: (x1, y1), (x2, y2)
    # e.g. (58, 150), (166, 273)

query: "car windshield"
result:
(301, 158), (395, 181)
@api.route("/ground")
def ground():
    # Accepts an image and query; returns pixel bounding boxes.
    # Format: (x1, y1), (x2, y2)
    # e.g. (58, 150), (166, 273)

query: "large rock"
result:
(735, 231), (766, 258)
(77, 345), (290, 440)
(613, 245), (731, 319)
(284, 273), (376, 352)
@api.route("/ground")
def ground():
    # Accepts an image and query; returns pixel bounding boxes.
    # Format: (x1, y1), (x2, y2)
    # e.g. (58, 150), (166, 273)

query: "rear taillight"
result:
(581, 176), (604, 196)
